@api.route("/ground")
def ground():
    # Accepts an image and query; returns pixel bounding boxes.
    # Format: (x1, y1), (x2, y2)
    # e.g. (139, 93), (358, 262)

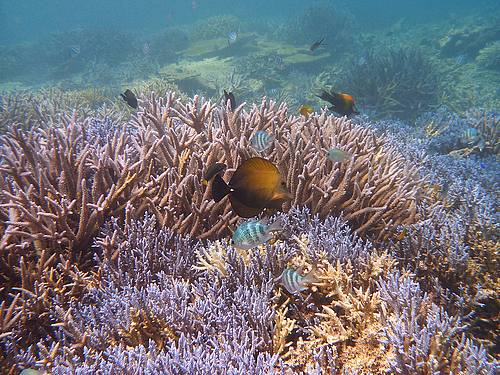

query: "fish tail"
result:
(268, 217), (283, 232)
(303, 267), (320, 285)
(212, 174), (231, 202)
(317, 90), (335, 103)
(268, 135), (276, 143)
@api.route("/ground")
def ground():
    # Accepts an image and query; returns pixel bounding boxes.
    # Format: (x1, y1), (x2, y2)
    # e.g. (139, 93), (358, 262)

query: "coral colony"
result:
(0, 90), (499, 374)
(0, 3), (500, 375)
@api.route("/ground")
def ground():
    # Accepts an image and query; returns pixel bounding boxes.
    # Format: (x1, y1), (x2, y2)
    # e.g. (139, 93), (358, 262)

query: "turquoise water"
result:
(2, 0), (499, 45)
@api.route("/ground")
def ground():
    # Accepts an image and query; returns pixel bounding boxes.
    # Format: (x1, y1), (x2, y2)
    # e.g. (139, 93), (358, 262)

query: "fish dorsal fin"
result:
(230, 157), (278, 185)
(229, 195), (263, 218)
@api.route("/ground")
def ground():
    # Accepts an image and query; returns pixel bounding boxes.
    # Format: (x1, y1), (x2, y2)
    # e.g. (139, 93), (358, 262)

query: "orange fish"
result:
(317, 90), (360, 117)
(299, 105), (312, 115)
(212, 157), (293, 217)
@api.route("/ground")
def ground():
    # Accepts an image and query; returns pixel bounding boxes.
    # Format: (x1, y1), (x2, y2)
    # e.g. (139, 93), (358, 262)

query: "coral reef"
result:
(0, 88), (499, 373)
(338, 47), (439, 120)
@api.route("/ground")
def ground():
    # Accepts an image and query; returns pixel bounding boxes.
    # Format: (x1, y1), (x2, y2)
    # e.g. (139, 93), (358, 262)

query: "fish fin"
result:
(231, 157), (278, 184)
(229, 195), (263, 218)
(212, 175), (231, 202)
(120, 94), (127, 100)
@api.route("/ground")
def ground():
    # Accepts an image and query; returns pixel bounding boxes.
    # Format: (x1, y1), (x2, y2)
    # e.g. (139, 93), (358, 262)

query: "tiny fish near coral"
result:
(120, 89), (138, 108)
(228, 31), (237, 46)
(224, 90), (236, 111)
(280, 267), (320, 294)
(231, 217), (283, 250)
(309, 38), (325, 53)
(299, 105), (312, 115)
(203, 163), (227, 186)
(326, 149), (350, 163)
(251, 131), (275, 152)
(317, 90), (359, 117)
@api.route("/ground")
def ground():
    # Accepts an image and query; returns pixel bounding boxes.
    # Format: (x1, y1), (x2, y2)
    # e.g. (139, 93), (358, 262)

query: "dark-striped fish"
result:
(317, 90), (360, 117)
(228, 31), (237, 46)
(460, 128), (481, 146)
(121, 89), (138, 109)
(191, 0), (197, 10)
(211, 157), (292, 218)
(281, 267), (319, 294)
(203, 163), (227, 186)
(309, 38), (325, 54)
(142, 42), (149, 55)
(251, 131), (275, 152)
(455, 55), (467, 65)
(224, 90), (236, 111)
(231, 217), (283, 250)
(69, 44), (81, 58)
(274, 54), (286, 70)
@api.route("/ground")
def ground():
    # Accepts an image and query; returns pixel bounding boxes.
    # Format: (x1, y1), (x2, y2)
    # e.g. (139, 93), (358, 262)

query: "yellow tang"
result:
(212, 157), (293, 217)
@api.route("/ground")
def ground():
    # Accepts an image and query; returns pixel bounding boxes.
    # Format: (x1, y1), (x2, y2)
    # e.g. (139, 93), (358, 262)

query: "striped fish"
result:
(69, 44), (81, 58)
(228, 31), (237, 46)
(281, 267), (319, 294)
(251, 131), (275, 152)
(231, 217), (283, 250)
(460, 127), (481, 145)
(274, 54), (286, 70)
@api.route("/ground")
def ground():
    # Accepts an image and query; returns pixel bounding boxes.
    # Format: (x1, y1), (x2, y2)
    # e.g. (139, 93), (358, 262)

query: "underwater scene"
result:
(1, 0), (500, 373)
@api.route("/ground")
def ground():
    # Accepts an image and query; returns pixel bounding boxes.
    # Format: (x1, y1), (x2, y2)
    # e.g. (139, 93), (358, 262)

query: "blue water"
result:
(1, 0), (499, 45)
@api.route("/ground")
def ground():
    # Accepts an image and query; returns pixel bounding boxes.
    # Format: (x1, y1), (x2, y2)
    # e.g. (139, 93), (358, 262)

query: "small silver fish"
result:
(326, 149), (350, 163)
(309, 38), (325, 54)
(251, 131), (275, 152)
(281, 267), (319, 294)
(142, 42), (149, 55)
(228, 31), (237, 46)
(231, 217), (283, 250)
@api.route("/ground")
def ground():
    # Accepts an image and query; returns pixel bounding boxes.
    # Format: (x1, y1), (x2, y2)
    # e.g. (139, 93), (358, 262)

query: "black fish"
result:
(224, 90), (236, 111)
(121, 89), (138, 109)
(309, 38), (325, 54)
(203, 163), (227, 186)
(317, 90), (360, 117)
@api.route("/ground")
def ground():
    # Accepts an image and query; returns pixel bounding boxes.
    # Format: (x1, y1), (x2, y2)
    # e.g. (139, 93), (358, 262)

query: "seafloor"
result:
(0, 3), (499, 374)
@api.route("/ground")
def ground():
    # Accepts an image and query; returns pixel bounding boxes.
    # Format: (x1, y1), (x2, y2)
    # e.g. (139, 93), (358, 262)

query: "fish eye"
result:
(281, 181), (286, 187)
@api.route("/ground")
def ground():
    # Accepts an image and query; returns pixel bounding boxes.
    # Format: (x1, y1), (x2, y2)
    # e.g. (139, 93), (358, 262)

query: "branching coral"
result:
(339, 47), (439, 120)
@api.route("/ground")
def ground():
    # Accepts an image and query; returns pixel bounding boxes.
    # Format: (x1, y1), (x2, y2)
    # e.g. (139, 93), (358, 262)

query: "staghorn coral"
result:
(132, 92), (423, 241)
(281, 1), (356, 51)
(338, 47), (439, 120)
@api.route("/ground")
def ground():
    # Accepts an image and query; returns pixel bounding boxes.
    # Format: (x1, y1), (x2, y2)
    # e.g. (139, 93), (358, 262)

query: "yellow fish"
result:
(299, 105), (312, 115)
(211, 157), (293, 217)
